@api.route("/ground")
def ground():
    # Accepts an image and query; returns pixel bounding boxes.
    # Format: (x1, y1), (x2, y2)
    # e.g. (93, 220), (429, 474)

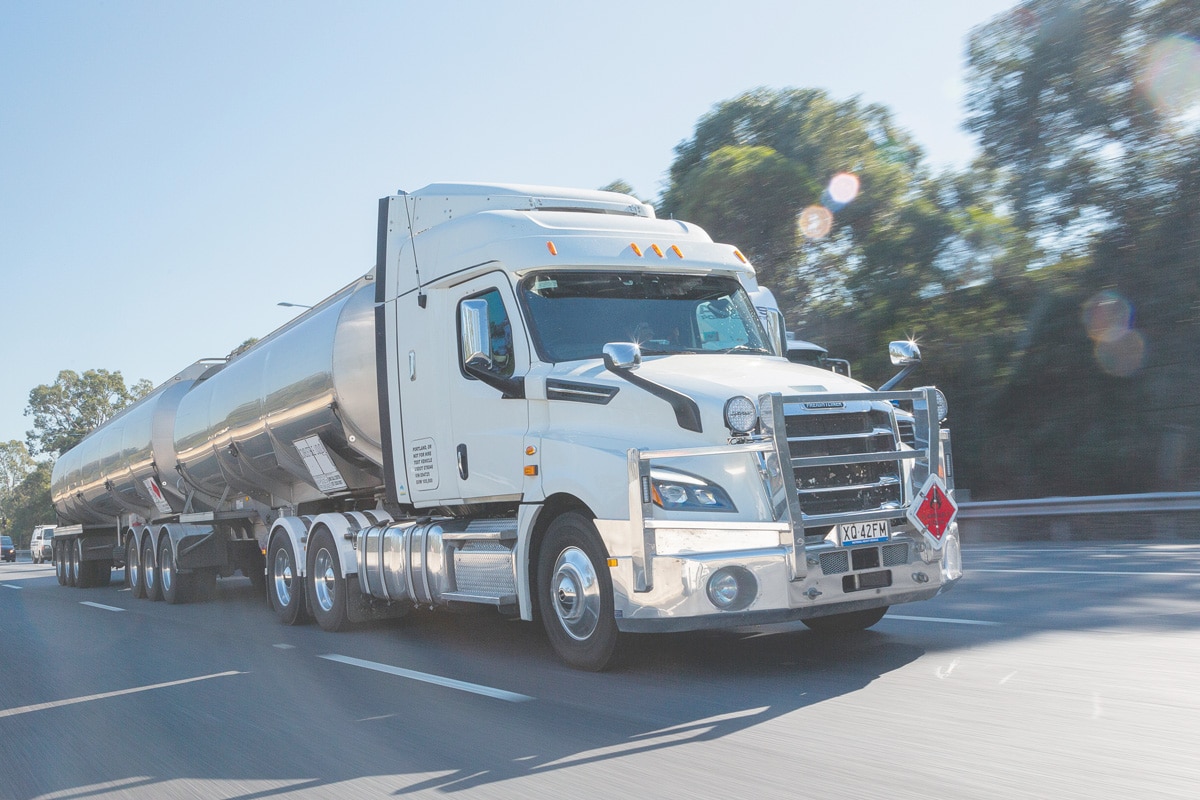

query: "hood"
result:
(545, 353), (875, 442)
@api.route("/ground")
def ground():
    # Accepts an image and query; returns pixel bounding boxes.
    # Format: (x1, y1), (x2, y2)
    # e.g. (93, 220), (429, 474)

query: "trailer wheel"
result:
(55, 542), (68, 586)
(67, 540), (80, 587)
(801, 606), (889, 634)
(537, 512), (619, 671)
(307, 528), (349, 632)
(269, 535), (309, 625)
(126, 535), (145, 599)
(159, 537), (187, 605)
(142, 536), (162, 601)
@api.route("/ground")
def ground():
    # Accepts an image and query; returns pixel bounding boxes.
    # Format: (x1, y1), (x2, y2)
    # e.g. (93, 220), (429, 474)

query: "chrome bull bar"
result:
(626, 388), (945, 593)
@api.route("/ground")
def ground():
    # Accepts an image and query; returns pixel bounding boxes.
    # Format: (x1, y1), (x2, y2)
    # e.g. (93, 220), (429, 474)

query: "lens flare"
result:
(1139, 35), (1200, 133)
(828, 172), (860, 205)
(1095, 329), (1146, 378)
(1082, 290), (1133, 343)
(798, 205), (833, 239)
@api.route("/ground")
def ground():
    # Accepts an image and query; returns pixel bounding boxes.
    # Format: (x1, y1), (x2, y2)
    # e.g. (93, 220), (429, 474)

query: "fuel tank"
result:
(52, 272), (385, 525)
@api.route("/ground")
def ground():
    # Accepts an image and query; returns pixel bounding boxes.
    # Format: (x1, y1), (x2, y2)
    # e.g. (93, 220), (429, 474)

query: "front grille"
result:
(786, 406), (902, 516)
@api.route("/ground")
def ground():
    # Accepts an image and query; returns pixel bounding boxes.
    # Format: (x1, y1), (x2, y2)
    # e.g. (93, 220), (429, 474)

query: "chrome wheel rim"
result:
(314, 547), (336, 613)
(160, 544), (173, 594)
(273, 546), (295, 608)
(551, 546), (600, 641)
(142, 541), (154, 590)
(128, 540), (139, 588)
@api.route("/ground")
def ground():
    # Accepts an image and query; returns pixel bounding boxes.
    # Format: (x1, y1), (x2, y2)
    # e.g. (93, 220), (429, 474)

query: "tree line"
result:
(3, 0), (1195, 545)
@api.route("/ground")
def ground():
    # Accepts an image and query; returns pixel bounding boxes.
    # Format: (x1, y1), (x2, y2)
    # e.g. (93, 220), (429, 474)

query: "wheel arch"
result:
(525, 493), (598, 623)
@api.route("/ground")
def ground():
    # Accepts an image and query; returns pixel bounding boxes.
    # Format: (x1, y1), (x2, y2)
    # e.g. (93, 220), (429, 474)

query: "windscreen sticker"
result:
(294, 435), (349, 494)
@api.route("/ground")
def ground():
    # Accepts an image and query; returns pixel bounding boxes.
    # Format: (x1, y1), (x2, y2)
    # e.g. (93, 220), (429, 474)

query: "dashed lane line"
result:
(320, 653), (533, 703)
(0, 671), (245, 719)
(81, 601), (125, 612)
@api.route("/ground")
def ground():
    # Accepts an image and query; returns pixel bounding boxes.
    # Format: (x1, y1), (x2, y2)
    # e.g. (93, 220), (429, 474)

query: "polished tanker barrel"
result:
(52, 272), (384, 525)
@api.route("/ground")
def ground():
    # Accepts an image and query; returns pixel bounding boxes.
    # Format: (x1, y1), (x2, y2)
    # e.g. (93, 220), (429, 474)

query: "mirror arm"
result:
(464, 359), (526, 399)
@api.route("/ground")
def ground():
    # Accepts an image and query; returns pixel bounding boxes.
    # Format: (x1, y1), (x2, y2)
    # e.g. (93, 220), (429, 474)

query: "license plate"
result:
(836, 519), (890, 546)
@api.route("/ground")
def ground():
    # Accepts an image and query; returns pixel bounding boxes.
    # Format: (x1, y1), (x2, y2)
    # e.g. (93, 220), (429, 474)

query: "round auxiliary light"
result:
(724, 396), (758, 434)
(706, 566), (757, 611)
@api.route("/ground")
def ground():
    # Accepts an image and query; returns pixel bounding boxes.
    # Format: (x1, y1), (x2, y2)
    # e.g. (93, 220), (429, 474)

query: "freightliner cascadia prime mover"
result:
(49, 183), (960, 670)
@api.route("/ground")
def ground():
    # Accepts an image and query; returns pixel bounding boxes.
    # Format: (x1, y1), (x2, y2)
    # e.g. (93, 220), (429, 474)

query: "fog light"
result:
(706, 566), (757, 611)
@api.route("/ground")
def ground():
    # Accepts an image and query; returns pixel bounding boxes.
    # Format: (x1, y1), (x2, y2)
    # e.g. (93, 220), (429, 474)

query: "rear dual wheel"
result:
(269, 535), (308, 625)
(306, 528), (348, 632)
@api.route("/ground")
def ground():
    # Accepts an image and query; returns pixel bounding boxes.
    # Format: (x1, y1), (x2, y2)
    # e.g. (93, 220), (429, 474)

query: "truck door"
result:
(448, 274), (530, 502)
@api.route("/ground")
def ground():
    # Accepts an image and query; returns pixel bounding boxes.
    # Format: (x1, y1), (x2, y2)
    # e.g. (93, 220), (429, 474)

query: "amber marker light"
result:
(630, 243), (643, 256)
(670, 244), (683, 258)
(546, 241), (558, 255)
(524, 465), (539, 476)
(651, 244), (664, 257)
(607, 559), (618, 568)
(733, 249), (748, 264)
(525, 445), (537, 456)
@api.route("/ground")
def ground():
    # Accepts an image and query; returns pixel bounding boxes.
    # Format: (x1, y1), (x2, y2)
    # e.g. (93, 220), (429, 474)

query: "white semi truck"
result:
(50, 183), (960, 669)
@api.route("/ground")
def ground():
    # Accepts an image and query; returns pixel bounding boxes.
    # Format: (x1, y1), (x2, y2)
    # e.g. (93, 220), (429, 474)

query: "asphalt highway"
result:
(2, 541), (1197, 799)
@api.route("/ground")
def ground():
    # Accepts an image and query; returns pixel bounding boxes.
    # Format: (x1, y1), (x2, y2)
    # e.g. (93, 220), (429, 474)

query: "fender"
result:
(268, 516), (314, 577)
(306, 510), (394, 579)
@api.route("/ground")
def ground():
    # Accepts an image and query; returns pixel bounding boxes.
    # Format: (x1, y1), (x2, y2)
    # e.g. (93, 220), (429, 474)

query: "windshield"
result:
(519, 271), (770, 362)
(1, 536), (11, 545)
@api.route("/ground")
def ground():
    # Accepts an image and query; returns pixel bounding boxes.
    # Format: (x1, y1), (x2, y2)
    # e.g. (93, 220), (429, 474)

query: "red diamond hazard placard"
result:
(907, 474), (957, 546)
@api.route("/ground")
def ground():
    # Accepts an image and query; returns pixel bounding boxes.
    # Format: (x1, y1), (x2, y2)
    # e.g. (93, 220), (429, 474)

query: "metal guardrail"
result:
(958, 492), (1200, 519)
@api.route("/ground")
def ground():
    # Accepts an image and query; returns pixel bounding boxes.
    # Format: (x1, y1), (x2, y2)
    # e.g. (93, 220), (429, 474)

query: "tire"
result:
(269, 534), (308, 625)
(537, 512), (619, 671)
(126, 535), (145, 599)
(67, 540), (79, 587)
(159, 536), (186, 605)
(802, 606), (889, 634)
(142, 536), (162, 601)
(306, 528), (349, 632)
(55, 543), (67, 586)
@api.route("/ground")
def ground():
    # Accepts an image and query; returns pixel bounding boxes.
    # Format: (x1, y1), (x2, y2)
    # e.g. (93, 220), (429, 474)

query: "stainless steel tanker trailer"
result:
(51, 183), (961, 670)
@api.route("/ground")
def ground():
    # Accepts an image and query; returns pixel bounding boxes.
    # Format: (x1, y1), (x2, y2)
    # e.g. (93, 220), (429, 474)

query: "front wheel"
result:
(537, 512), (619, 671)
(306, 528), (349, 632)
(801, 606), (889, 634)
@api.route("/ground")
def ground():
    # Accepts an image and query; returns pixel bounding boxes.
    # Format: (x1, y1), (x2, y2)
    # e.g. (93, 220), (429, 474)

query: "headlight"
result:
(724, 396), (758, 434)
(649, 468), (737, 512)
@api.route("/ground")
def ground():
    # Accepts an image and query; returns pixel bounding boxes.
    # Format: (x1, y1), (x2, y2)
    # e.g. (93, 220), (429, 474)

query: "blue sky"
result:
(0, 0), (1016, 450)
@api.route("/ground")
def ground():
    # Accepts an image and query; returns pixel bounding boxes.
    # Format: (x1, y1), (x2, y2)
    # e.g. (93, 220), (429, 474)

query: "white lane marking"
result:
(887, 614), (1001, 626)
(81, 601), (125, 612)
(0, 671), (245, 719)
(273, 644), (296, 649)
(2, 584), (22, 589)
(320, 654), (533, 703)
(973, 569), (1200, 577)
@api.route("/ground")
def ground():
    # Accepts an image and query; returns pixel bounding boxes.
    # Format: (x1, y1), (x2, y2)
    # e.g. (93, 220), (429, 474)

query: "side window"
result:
(460, 289), (515, 378)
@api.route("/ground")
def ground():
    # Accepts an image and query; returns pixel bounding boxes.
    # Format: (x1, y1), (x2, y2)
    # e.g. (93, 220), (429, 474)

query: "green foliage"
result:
(25, 369), (152, 456)
(0, 441), (51, 546)
(1, 462), (53, 547)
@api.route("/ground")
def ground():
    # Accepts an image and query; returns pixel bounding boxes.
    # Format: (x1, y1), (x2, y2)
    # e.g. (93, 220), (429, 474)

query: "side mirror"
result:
(602, 342), (642, 371)
(460, 299), (493, 370)
(889, 340), (922, 366)
(763, 308), (786, 357)
(880, 340), (923, 391)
